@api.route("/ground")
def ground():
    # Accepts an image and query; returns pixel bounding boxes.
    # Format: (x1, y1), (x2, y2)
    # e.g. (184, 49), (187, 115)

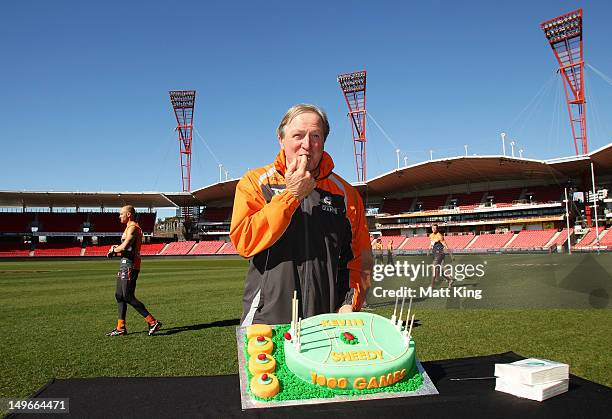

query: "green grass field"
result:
(0, 254), (610, 401)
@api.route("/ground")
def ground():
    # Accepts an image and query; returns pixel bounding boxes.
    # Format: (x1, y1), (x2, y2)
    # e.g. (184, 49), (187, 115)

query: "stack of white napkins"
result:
(494, 358), (569, 401)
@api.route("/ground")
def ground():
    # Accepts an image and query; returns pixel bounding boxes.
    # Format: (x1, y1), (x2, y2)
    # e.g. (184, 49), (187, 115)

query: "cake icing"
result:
(283, 312), (416, 390)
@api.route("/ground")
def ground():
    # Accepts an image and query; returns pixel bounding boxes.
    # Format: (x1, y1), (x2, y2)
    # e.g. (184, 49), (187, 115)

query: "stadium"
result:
(1, 3), (611, 417)
(1, 140), (611, 257)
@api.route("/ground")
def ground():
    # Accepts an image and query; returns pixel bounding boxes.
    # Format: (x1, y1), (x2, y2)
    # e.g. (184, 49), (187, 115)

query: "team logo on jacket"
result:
(320, 195), (339, 214)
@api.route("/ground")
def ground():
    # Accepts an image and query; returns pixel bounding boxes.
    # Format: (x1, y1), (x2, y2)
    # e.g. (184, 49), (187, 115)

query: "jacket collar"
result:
(273, 149), (335, 180)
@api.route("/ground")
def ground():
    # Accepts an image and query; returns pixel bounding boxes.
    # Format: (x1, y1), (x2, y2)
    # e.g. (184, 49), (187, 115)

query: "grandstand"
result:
(0, 143), (611, 257)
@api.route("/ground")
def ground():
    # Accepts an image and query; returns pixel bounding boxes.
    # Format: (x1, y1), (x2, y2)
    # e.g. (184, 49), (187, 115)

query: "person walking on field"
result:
(106, 205), (162, 336)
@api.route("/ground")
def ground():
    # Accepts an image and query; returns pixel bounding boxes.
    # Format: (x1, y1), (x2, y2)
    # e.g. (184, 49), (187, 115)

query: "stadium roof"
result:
(161, 192), (202, 208)
(366, 142), (612, 197)
(1, 142), (610, 209)
(192, 179), (239, 207)
(0, 191), (178, 209)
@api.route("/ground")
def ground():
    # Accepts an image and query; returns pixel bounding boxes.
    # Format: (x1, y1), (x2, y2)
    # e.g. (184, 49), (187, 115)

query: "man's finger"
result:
(297, 154), (309, 171)
(286, 156), (298, 173)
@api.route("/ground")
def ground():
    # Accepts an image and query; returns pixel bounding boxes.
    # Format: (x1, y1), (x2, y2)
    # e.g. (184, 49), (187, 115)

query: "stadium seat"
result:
(576, 227), (606, 247)
(598, 229), (612, 248)
(450, 193), (484, 210)
(89, 212), (156, 234)
(399, 236), (430, 251)
(34, 242), (82, 257)
(0, 213), (35, 233)
(217, 242), (238, 254)
(0, 243), (31, 257)
(443, 234), (475, 250)
(37, 213), (86, 232)
(523, 186), (563, 204)
(84, 243), (164, 256)
(380, 197), (414, 215)
(547, 228), (574, 249)
(467, 232), (514, 250)
(160, 241), (196, 255)
(506, 229), (557, 249)
(483, 188), (523, 206)
(84, 245), (111, 256)
(415, 195), (448, 211)
(140, 243), (166, 255)
(189, 241), (224, 255)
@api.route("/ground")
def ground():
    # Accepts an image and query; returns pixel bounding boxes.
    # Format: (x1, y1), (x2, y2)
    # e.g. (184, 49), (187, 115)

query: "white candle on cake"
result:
(390, 294), (399, 324)
(396, 294), (406, 329)
(404, 296), (413, 332)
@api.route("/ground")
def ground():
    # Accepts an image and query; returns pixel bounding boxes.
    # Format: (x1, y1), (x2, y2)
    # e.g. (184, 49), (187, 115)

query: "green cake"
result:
(284, 312), (417, 391)
(244, 312), (422, 401)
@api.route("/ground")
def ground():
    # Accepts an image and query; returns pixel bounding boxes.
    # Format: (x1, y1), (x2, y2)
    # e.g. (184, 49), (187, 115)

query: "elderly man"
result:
(230, 103), (373, 326)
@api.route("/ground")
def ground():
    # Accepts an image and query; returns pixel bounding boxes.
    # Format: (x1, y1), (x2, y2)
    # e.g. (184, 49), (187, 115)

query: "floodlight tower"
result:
(338, 70), (367, 182)
(169, 90), (196, 220)
(540, 9), (587, 155)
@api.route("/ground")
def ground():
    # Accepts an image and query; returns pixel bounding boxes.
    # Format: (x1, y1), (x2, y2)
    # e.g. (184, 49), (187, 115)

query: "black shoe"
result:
(106, 328), (127, 336)
(148, 321), (162, 336)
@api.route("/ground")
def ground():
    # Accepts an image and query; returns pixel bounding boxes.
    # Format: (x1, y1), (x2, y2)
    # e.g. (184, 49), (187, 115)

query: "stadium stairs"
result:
(575, 227), (606, 248)
(160, 241), (197, 255)
(217, 242), (238, 255)
(545, 228), (574, 250)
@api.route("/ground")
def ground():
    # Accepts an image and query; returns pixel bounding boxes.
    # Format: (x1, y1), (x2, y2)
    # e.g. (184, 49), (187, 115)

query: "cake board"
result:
(236, 325), (439, 410)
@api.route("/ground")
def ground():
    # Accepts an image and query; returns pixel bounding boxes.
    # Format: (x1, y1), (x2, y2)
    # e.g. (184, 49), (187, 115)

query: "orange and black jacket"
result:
(230, 149), (373, 326)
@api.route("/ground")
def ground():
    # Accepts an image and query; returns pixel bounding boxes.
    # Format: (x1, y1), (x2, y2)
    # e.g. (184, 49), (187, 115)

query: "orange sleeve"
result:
(346, 187), (373, 311)
(229, 171), (301, 258)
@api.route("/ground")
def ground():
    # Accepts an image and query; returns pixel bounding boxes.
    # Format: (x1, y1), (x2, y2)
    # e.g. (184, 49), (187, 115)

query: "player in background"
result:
(429, 224), (454, 288)
(386, 240), (394, 265)
(106, 205), (162, 336)
(374, 238), (384, 265)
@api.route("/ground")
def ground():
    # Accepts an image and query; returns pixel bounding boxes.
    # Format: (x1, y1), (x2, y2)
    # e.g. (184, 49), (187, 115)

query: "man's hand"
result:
(285, 155), (316, 200)
(107, 245), (116, 259)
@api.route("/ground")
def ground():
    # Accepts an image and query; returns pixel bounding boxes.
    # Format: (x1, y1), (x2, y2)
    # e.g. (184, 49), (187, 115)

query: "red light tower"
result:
(169, 90), (196, 220)
(540, 9), (587, 155)
(338, 70), (367, 182)
(169, 90), (196, 192)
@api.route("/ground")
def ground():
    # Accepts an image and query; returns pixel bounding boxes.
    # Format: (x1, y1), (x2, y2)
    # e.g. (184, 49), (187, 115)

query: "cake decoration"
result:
(247, 335), (273, 356)
(250, 372), (280, 399)
(248, 352), (276, 374)
(339, 331), (359, 345)
(246, 324), (272, 339)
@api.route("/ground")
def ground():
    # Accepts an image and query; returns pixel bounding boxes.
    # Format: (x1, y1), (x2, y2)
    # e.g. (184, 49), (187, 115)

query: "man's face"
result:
(119, 208), (130, 224)
(279, 111), (325, 173)
(432, 225), (438, 234)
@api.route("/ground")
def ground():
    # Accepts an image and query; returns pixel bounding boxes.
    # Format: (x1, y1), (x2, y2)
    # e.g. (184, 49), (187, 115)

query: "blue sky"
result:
(1, 1), (611, 215)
